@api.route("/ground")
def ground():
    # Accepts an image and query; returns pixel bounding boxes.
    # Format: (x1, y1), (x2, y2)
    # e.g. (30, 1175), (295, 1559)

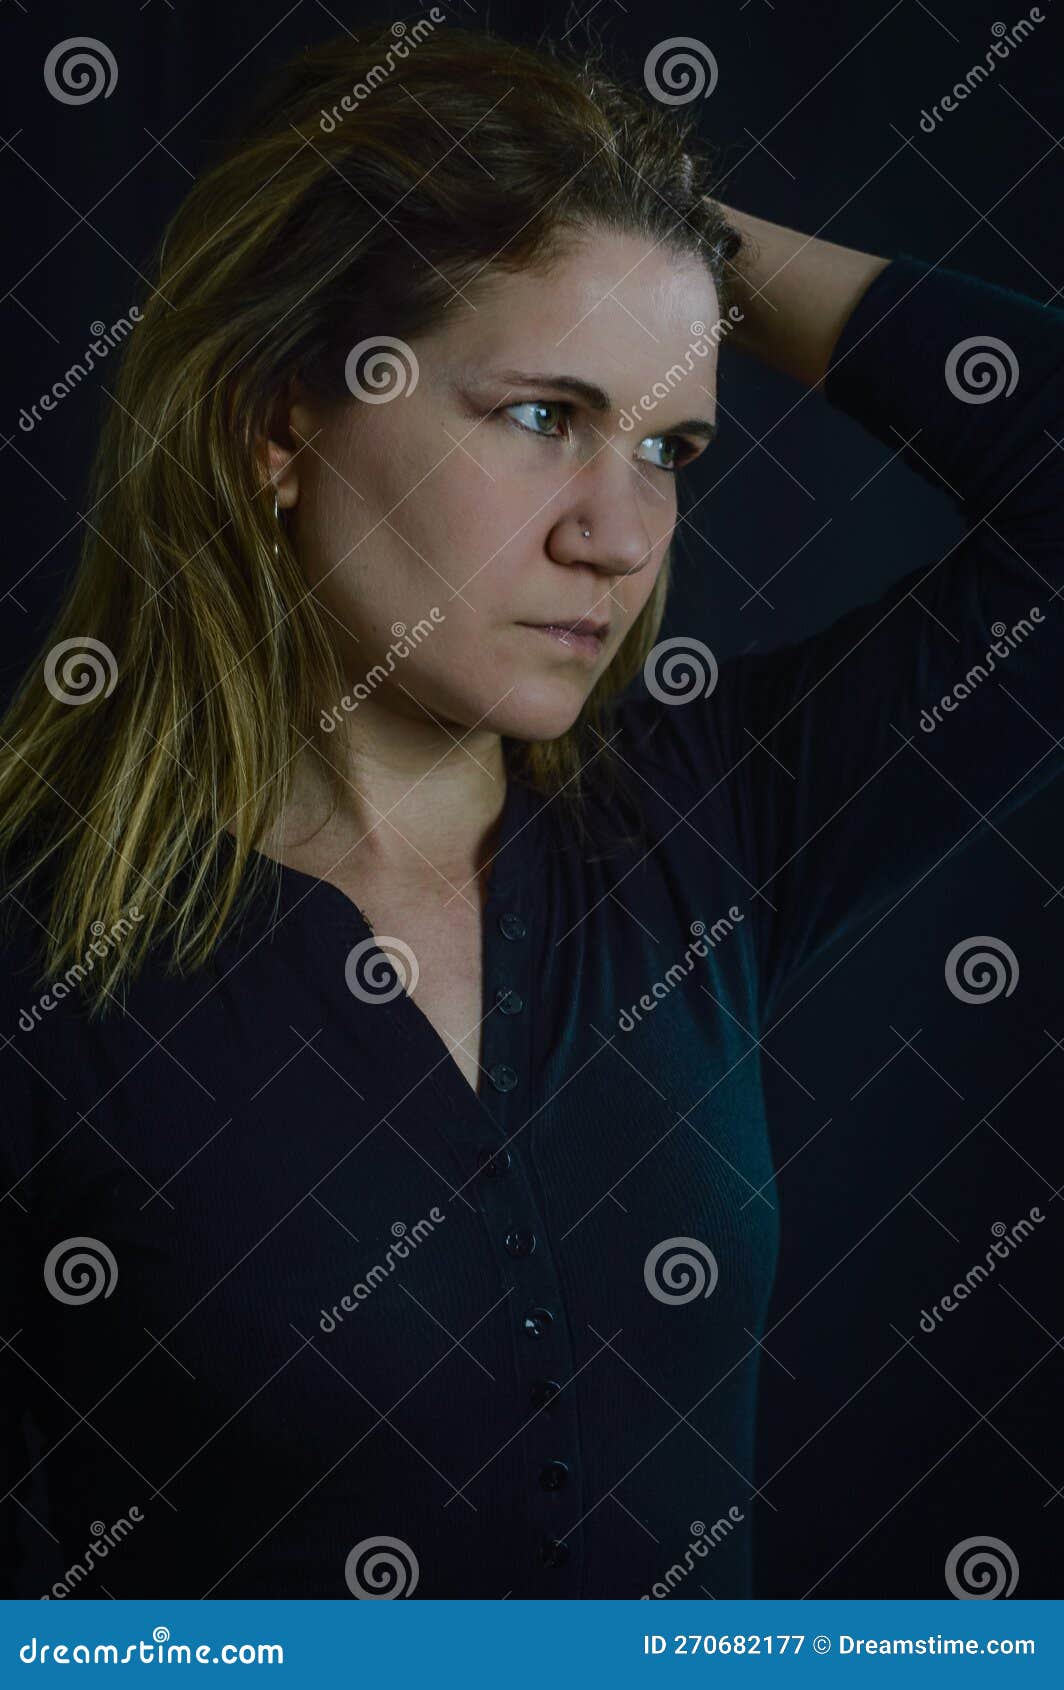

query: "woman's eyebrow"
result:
(486, 368), (718, 440)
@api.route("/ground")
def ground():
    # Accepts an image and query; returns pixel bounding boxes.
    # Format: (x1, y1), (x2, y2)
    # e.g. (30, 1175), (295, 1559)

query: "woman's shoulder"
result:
(0, 861), (181, 1123)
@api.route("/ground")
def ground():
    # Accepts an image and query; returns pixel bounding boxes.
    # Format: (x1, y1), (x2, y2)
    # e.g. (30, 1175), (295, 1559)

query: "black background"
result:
(3, 0), (1062, 1598)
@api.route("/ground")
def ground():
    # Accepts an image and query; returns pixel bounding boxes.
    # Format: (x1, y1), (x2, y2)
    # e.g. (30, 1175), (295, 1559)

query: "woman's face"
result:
(282, 226), (721, 743)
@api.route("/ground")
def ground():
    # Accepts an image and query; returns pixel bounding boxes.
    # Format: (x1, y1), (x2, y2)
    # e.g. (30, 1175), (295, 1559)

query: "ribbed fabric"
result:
(2, 254), (1061, 1599)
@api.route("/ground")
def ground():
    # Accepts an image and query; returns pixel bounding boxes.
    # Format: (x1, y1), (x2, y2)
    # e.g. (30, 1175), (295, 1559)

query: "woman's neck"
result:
(256, 715), (510, 893)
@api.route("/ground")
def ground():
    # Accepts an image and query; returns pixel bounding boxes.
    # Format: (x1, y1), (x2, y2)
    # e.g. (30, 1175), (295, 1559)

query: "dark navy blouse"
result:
(2, 252), (1062, 1600)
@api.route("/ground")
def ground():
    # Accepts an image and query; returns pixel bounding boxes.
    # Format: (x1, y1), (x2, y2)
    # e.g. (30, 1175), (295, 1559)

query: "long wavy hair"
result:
(0, 19), (743, 1016)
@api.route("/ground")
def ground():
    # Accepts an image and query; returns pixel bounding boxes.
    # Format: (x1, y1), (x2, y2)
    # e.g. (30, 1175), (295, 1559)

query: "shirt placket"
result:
(471, 807), (584, 1595)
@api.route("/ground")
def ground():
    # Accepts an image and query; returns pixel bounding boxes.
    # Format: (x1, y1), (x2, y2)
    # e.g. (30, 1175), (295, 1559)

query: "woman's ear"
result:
(258, 379), (305, 509)
(261, 437), (300, 509)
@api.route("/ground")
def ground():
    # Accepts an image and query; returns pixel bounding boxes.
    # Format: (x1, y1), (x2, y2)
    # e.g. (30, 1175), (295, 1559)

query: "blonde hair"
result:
(0, 20), (742, 1016)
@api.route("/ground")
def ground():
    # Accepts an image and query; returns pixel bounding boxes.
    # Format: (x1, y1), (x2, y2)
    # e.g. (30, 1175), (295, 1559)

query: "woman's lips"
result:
(517, 621), (608, 660)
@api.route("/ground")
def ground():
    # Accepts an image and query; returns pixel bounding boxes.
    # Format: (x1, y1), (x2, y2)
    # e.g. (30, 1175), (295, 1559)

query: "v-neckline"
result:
(221, 772), (536, 1113)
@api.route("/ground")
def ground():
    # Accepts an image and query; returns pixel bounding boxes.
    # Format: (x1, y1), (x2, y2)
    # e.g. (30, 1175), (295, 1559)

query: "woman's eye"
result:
(500, 400), (695, 474)
(636, 435), (687, 472)
(502, 400), (568, 438)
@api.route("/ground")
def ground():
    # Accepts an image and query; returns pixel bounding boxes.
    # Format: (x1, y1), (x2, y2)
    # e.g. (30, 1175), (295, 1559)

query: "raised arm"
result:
(646, 224), (1064, 1025)
(714, 202), (891, 388)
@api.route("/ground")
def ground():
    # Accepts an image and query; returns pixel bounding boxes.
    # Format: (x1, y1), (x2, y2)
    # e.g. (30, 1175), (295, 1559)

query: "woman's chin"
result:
(476, 678), (595, 744)
(402, 664), (602, 743)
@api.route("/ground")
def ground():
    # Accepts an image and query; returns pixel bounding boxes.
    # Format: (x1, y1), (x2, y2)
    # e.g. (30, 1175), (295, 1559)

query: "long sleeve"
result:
(665, 253), (1064, 1024)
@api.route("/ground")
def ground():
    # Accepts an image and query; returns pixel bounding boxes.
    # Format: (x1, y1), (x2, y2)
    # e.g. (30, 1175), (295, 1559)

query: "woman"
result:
(1, 24), (1060, 1600)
